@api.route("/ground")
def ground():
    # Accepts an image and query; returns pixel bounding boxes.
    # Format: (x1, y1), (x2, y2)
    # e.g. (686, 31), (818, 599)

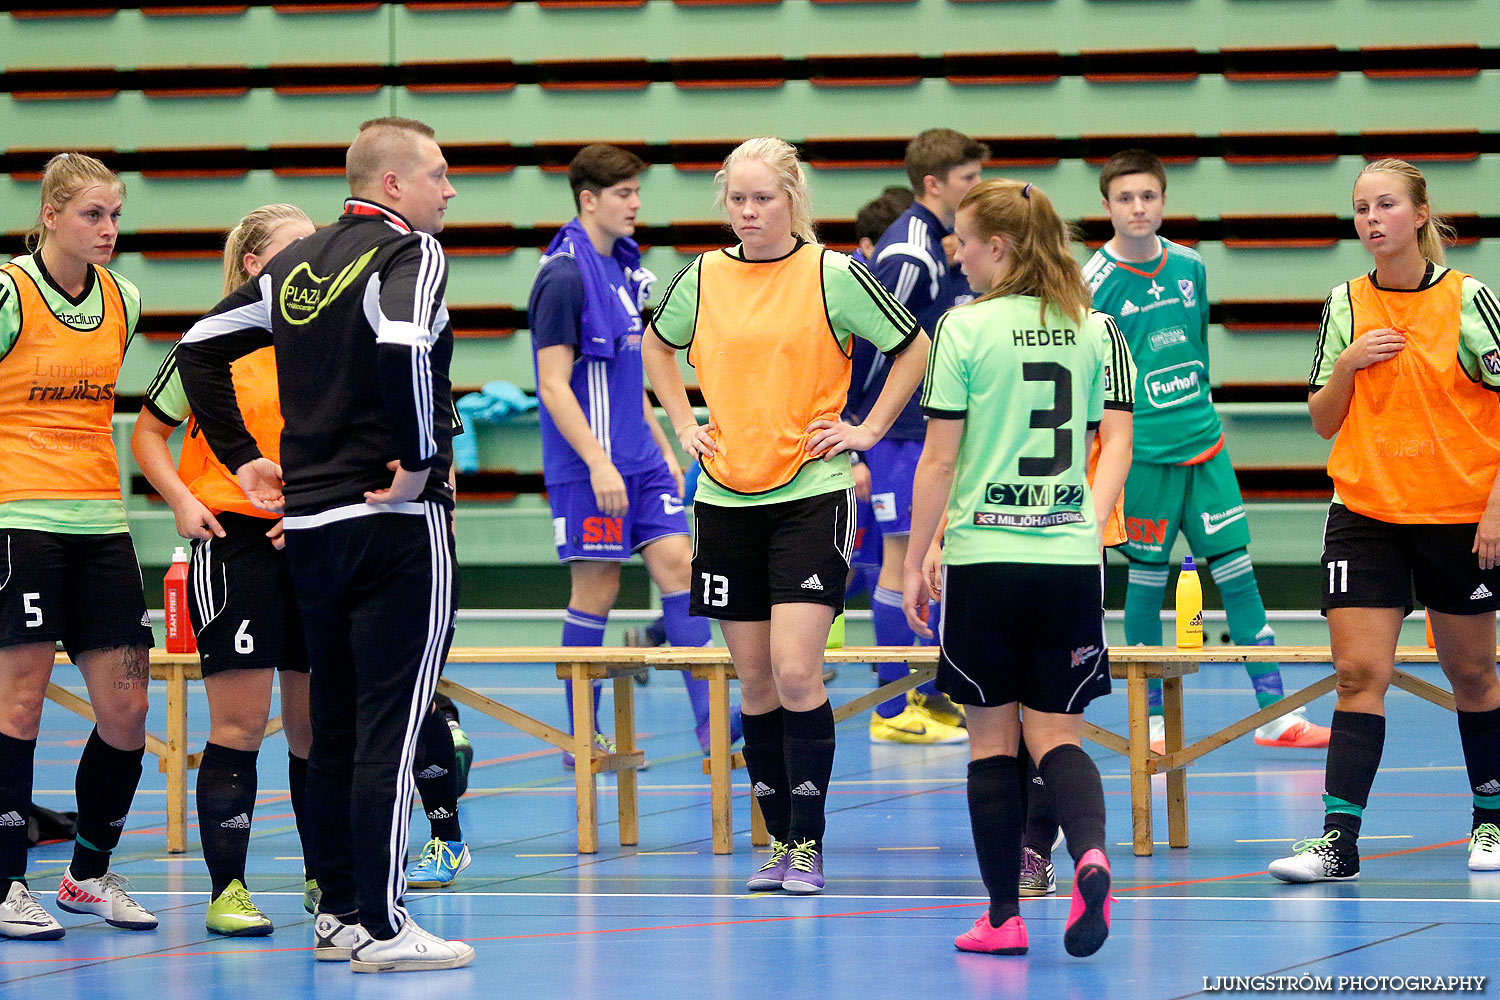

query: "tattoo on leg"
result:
(104, 646), (150, 691)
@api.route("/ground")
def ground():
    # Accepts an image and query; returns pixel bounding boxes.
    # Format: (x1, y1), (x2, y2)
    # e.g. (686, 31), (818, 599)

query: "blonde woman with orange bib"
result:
(133, 205), (317, 936)
(643, 138), (930, 893)
(0, 154), (156, 940)
(1272, 159), (1500, 882)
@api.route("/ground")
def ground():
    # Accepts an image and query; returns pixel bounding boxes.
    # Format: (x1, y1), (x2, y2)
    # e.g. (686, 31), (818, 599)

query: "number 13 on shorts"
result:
(700, 572), (729, 608)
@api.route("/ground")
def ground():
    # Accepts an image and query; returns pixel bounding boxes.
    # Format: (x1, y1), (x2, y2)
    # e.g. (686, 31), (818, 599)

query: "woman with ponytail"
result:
(643, 138), (930, 894)
(0, 153), (157, 940)
(132, 204), (318, 936)
(1272, 159), (1500, 882)
(902, 179), (1132, 958)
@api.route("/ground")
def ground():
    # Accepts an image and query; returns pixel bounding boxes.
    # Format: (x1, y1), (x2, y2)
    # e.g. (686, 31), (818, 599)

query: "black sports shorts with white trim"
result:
(936, 561), (1110, 714)
(0, 529), (153, 657)
(1321, 502), (1500, 616)
(690, 488), (855, 621)
(189, 512), (308, 676)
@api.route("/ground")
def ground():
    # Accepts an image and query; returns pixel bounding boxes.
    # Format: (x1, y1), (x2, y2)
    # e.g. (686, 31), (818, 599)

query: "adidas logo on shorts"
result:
(791, 781), (821, 797)
(140, 611), (152, 627)
(427, 807), (455, 820)
(800, 575), (824, 591)
(752, 781), (775, 797)
(0, 811), (24, 827)
(1472, 584), (1493, 600)
(109, 817), (128, 828)
(220, 813), (251, 830)
(417, 765), (449, 779)
(1477, 779), (1500, 796)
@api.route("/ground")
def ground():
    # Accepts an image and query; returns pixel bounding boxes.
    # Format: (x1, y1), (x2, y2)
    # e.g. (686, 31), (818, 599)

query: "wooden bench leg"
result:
(1127, 666), (1154, 857)
(166, 664), (189, 854)
(749, 789), (768, 847)
(1163, 674), (1188, 849)
(571, 665), (598, 854)
(613, 673), (639, 847)
(708, 670), (733, 855)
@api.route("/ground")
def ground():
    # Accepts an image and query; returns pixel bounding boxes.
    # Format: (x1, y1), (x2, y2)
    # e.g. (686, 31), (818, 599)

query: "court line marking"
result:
(876, 846), (940, 851)
(119, 890), (1500, 904)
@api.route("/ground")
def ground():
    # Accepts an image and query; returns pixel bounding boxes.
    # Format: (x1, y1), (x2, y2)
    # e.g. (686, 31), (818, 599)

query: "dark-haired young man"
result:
(530, 144), (739, 759)
(862, 129), (987, 744)
(1083, 148), (1331, 753)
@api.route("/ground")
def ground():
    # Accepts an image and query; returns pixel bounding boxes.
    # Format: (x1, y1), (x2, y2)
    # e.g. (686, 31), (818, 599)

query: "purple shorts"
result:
(866, 437), (923, 536)
(549, 461), (689, 562)
(852, 497), (883, 568)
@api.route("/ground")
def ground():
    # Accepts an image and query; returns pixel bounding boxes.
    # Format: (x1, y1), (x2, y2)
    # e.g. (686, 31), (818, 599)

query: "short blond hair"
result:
(345, 117), (437, 197)
(715, 138), (817, 245)
(26, 153), (123, 254)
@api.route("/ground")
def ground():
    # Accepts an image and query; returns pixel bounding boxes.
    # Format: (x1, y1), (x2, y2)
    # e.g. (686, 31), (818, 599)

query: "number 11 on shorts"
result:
(700, 572), (729, 607)
(1326, 559), (1349, 594)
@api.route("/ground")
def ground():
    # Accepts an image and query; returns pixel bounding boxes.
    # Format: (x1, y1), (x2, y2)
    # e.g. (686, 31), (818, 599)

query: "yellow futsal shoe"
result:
(870, 705), (968, 745)
(909, 690), (966, 730)
(206, 880), (274, 937)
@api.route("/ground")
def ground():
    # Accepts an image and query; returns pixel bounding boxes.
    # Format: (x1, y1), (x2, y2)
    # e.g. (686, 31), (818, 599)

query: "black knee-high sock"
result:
(72, 728), (145, 880)
(967, 754), (1025, 926)
(1457, 706), (1500, 829)
(784, 701), (836, 849)
(196, 743), (259, 897)
(287, 751), (313, 876)
(414, 708), (462, 842)
(1323, 710), (1386, 847)
(1020, 740), (1059, 858)
(740, 708), (790, 842)
(1036, 744), (1107, 865)
(0, 732), (37, 894)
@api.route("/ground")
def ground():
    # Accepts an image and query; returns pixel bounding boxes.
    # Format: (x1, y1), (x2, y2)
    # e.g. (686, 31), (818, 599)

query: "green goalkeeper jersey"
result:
(1083, 237), (1222, 465)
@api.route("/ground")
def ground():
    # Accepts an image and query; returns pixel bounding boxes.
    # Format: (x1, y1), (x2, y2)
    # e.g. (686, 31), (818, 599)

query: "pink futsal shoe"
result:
(1063, 849), (1112, 958)
(954, 912), (1028, 955)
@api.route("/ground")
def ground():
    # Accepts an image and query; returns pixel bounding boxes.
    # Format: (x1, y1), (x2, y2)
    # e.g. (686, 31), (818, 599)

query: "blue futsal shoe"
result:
(404, 838), (472, 889)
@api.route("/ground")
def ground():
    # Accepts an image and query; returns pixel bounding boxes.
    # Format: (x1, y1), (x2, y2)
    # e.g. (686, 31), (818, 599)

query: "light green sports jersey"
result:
(1083, 237), (1220, 464)
(921, 295), (1127, 566)
(0, 254), (141, 534)
(652, 243), (919, 508)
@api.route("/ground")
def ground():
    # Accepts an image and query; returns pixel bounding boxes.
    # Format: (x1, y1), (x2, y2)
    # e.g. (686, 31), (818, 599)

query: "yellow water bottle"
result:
(1175, 556), (1203, 648)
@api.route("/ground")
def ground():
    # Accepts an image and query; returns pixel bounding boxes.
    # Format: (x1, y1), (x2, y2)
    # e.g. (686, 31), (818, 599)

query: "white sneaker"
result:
(350, 916), (475, 973)
(314, 911), (373, 961)
(1469, 823), (1500, 872)
(56, 868), (157, 930)
(1268, 831), (1360, 883)
(0, 882), (64, 940)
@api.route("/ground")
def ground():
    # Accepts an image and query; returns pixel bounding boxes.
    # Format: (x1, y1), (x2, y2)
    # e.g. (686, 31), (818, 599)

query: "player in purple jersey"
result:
(864, 130), (987, 744)
(529, 145), (739, 759)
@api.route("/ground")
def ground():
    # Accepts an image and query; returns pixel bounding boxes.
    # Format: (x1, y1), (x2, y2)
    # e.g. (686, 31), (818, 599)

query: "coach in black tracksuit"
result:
(177, 118), (464, 957)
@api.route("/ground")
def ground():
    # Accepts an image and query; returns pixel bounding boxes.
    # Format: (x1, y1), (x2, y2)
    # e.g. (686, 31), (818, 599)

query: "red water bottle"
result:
(164, 546), (196, 654)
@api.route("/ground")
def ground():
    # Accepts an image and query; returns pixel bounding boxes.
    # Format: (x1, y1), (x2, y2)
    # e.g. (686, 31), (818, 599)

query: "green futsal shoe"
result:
(303, 877), (321, 915)
(206, 880), (274, 937)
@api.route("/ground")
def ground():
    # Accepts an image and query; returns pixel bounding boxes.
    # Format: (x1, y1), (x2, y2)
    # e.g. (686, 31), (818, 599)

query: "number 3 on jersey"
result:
(1020, 362), (1073, 477)
(700, 573), (729, 608)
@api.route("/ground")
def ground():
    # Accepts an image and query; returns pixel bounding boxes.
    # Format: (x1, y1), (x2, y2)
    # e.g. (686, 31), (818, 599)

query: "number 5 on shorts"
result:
(700, 572), (729, 608)
(1326, 559), (1349, 594)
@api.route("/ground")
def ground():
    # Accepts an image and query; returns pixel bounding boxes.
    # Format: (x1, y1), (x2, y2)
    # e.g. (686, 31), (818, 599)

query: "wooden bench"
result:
(48, 647), (652, 855)
(648, 645), (1462, 858)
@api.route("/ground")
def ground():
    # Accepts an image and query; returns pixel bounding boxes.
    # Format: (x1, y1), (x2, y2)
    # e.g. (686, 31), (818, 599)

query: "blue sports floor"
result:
(11, 659), (1499, 999)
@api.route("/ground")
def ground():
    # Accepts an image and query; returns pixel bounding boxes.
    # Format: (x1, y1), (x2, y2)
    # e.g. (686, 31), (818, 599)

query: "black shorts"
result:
(936, 561), (1110, 714)
(190, 513), (308, 676)
(0, 529), (154, 658)
(690, 488), (856, 621)
(1321, 503), (1500, 616)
